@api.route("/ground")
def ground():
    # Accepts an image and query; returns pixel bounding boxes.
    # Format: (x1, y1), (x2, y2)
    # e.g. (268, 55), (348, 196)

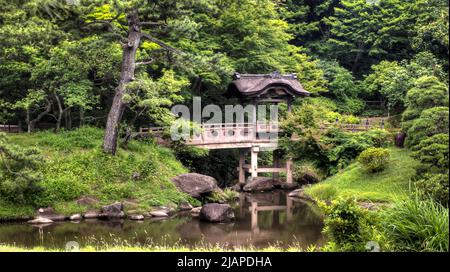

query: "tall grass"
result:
(381, 195), (449, 252)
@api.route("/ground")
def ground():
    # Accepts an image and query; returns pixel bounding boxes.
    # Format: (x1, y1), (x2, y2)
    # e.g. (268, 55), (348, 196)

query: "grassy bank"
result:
(0, 244), (308, 252)
(305, 147), (419, 203)
(0, 127), (196, 219)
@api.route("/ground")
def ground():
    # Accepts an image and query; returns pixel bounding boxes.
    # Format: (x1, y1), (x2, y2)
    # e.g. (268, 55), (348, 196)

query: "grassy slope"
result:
(306, 147), (419, 203)
(0, 127), (196, 218)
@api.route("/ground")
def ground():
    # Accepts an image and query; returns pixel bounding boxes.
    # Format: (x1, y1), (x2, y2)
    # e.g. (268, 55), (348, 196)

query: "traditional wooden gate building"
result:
(194, 72), (309, 185)
(140, 72), (310, 185)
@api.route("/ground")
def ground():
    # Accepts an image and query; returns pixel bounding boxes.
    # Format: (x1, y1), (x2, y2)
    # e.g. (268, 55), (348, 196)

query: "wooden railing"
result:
(0, 124), (20, 133)
(320, 120), (385, 132)
(139, 122), (279, 147)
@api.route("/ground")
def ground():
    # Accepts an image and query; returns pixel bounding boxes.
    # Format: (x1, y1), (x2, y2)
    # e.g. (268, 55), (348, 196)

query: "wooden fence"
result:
(0, 124), (20, 133)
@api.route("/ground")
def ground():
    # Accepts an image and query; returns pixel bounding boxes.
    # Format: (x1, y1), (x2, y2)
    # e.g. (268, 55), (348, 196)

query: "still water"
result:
(0, 190), (325, 249)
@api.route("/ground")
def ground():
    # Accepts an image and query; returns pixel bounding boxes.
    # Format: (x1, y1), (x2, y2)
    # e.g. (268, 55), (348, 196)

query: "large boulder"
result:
(199, 203), (235, 223)
(243, 177), (275, 192)
(277, 182), (299, 190)
(100, 202), (124, 218)
(171, 173), (218, 198)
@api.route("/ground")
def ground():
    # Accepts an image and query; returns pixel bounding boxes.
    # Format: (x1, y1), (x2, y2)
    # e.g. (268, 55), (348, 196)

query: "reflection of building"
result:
(247, 194), (294, 234)
(177, 191), (324, 248)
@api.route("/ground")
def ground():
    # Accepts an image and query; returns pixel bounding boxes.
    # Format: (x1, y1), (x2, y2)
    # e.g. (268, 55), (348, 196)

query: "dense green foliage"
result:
(320, 198), (373, 252)
(381, 196), (449, 252)
(0, 0), (448, 252)
(357, 147), (390, 173)
(0, 133), (42, 204)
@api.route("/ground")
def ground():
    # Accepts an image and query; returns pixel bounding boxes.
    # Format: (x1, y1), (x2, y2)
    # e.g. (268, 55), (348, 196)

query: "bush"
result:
(293, 162), (322, 184)
(405, 106), (449, 148)
(307, 184), (337, 202)
(401, 76), (449, 133)
(412, 133), (449, 175)
(415, 174), (449, 207)
(381, 196), (449, 252)
(0, 133), (43, 204)
(358, 148), (390, 173)
(320, 198), (372, 252)
(340, 115), (360, 124)
(206, 188), (239, 203)
(362, 129), (392, 148)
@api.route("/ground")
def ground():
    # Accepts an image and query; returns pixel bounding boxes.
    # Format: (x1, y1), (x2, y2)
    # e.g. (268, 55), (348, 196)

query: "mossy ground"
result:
(0, 127), (197, 218)
(305, 147), (419, 203)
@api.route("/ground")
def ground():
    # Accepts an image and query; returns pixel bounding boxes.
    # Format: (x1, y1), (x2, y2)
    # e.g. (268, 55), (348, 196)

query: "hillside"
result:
(0, 127), (195, 219)
(305, 147), (419, 203)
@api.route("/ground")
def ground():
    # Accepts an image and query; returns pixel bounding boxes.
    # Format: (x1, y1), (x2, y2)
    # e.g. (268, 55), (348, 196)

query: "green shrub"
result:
(358, 148), (390, 173)
(381, 196), (449, 252)
(401, 76), (449, 133)
(412, 133), (449, 175)
(308, 184), (337, 202)
(362, 129), (392, 148)
(206, 188), (239, 203)
(0, 133), (43, 204)
(340, 115), (360, 124)
(293, 162), (322, 184)
(415, 174), (449, 207)
(320, 198), (372, 252)
(405, 106), (449, 148)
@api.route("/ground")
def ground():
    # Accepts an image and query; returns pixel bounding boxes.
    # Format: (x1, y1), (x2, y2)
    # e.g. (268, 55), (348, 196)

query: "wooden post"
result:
(286, 158), (293, 184)
(239, 149), (246, 185)
(287, 97), (292, 112)
(250, 146), (259, 178)
(273, 149), (280, 180)
(286, 196), (293, 223)
(250, 201), (259, 234)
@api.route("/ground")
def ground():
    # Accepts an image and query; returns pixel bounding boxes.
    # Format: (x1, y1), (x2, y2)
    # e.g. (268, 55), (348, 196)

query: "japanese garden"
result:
(0, 0), (448, 252)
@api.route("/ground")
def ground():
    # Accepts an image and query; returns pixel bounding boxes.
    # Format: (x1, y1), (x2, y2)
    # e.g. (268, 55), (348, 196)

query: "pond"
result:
(0, 190), (325, 250)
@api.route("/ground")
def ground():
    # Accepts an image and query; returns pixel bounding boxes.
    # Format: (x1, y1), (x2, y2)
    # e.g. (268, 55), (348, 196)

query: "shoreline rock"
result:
(178, 201), (193, 211)
(129, 214), (144, 220)
(171, 173), (218, 198)
(69, 214), (82, 221)
(83, 210), (100, 219)
(28, 217), (54, 225)
(243, 177), (275, 192)
(287, 188), (314, 202)
(36, 207), (67, 221)
(199, 203), (235, 223)
(150, 210), (169, 217)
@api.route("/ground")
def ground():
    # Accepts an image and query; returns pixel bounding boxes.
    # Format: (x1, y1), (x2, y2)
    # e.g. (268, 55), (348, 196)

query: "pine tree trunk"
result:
(102, 11), (141, 155)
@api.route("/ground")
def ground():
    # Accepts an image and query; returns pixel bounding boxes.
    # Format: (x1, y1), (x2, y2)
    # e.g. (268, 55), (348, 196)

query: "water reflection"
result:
(0, 190), (324, 249)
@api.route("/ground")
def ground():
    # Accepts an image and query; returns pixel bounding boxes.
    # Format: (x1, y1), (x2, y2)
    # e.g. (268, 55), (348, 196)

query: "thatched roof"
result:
(225, 72), (310, 99)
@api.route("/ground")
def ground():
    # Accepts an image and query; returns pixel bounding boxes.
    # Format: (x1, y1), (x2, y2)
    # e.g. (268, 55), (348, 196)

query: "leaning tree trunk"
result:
(26, 100), (52, 133)
(102, 11), (141, 155)
(54, 92), (63, 132)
